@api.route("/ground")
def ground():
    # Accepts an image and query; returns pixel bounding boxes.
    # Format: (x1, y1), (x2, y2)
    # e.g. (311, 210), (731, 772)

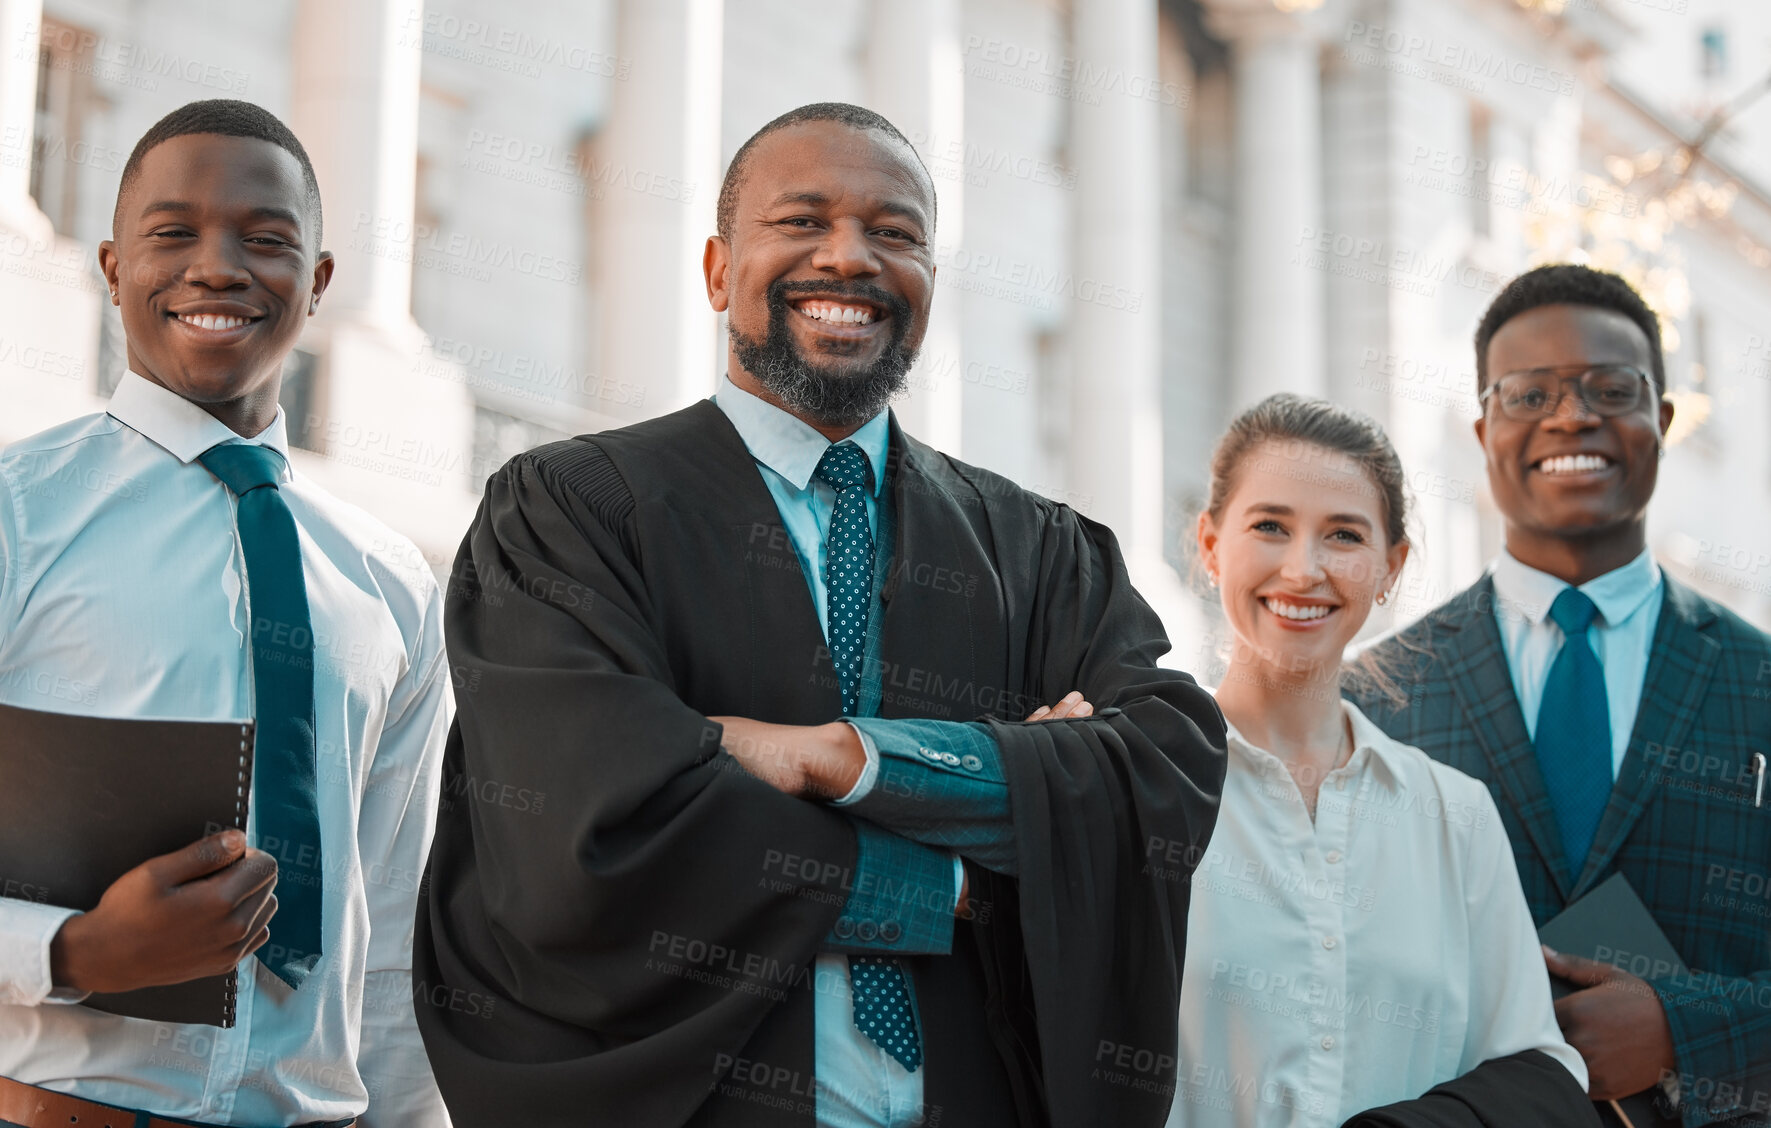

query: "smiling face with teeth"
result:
(99, 133), (333, 437)
(1198, 441), (1408, 685)
(1476, 304), (1673, 584)
(704, 119), (935, 437)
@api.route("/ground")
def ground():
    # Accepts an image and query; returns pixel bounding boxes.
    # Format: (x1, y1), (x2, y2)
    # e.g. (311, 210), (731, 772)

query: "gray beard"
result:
(729, 312), (916, 429)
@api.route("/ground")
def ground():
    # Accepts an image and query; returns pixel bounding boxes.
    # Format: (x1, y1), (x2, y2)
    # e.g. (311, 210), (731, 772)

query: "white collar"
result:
(107, 371), (292, 473)
(713, 375), (889, 495)
(1489, 547), (1661, 630)
(1221, 698), (1408, 794)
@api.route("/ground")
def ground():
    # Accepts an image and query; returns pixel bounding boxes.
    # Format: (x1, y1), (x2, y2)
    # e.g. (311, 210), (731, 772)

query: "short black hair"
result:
(1474, 263), (1664, 394)
(716, 102), (935, 242)
(115, 99), (324, 247)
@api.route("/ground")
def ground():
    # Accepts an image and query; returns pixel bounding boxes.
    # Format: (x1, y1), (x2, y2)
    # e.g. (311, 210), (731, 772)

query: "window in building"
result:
(280, 350), (324, 451)
(95, 288), (125, 397)
(30, 18), (99, 234)
(471, 406), (569, 486)
(1689, 309), (1710, 393)
(1468, 103), (1493, 240)
(412, 153), (438, 318)
(1678, 308), (1718, 457)
(1700, 27), (1728, 81)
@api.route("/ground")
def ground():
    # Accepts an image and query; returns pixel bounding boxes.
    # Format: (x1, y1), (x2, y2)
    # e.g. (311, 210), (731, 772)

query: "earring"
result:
(1208, 573), (1219, 589)
(1375, 591), (1390, 606)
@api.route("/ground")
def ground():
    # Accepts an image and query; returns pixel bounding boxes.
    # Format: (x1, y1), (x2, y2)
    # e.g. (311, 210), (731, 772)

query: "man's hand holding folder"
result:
(1542, 945), (1678, 1102)
(48, 829), (278, 995)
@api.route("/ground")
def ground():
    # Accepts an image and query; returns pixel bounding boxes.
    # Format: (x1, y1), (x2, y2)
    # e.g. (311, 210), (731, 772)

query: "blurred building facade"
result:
(4, 0), (1769, 651)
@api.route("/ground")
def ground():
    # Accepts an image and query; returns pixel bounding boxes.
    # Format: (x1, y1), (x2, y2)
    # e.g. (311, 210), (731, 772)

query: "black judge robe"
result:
(413, 400), (1227, 1127)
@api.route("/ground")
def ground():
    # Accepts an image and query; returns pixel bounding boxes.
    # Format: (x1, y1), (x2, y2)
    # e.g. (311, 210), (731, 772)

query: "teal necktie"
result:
(198, 442), (323, 989)
(1534, 588), (1612, 881)
(815, 442), (923, 1074)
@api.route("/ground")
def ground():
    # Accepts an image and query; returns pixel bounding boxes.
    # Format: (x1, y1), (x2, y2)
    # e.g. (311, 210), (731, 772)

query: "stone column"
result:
(868, 0), (965, 454)
(1206, 0), (1329, 405)
(0, 0), (50, 239)
(0, 0), (102, 443)
(592, 0), (724, 422)
(291, 0), (426, 339)
(288, 0), (477, 560)
(1067, 0), (1164, 563)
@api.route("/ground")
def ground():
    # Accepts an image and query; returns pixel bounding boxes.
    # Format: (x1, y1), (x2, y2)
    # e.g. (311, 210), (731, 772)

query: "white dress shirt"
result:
(1489, 548), (1663, 774)
(1169, 699), (1584, 1128)
(0, 373), (452, 1127)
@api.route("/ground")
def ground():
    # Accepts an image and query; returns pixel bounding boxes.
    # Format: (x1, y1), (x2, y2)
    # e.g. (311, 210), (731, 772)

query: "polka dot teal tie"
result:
(814, 441), (875, 717)
(813, 441), (922, 1073)
(850, 952), (922, 1073)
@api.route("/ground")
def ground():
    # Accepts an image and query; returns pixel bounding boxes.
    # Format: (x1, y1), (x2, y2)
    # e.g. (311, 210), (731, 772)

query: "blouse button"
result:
(1321, 1035), (1336, 1050)
(1324, 849), (1343, 864)
(1321, 936), (1338, 950)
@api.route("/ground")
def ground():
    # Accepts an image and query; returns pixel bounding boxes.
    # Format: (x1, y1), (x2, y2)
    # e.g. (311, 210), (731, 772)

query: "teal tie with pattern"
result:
(1534, 587), (1613, 881)
(814, 441), (923, 1073)
(198, 442), (324, 989)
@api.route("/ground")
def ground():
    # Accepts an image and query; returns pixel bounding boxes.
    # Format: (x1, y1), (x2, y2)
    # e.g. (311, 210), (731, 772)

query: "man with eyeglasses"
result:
(1348, 264), (1771, 1127)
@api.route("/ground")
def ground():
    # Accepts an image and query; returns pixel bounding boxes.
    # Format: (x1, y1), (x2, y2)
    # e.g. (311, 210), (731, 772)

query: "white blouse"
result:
(1168, 700), (1585, 1128)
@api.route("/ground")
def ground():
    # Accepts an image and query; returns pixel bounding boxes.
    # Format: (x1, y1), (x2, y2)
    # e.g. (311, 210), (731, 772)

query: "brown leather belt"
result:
(0, 1075), (354, 1128)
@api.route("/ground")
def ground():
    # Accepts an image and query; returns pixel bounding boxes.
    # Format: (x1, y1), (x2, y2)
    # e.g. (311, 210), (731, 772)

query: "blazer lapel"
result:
(1572, 579), (1720, 896)
(1439, 577), (1576, 902)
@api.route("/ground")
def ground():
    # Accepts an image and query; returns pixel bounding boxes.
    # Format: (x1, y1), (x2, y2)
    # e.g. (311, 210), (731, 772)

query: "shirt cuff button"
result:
(834, 917), (856, 939)
(856, 920), (879, 942)
(879, 921), (902, 943)
(960, 754), (983, 772)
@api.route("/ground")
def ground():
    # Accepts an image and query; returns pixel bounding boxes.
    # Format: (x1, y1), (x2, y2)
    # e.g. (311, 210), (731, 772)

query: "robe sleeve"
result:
(988, 501), (1228, 1128)
(412, 447), (863, 1128)
(1338, 1049), (1604, 1127)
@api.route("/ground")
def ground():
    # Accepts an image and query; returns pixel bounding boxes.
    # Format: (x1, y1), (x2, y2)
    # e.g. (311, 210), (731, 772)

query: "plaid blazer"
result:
(1348, 575), (1771, 1128)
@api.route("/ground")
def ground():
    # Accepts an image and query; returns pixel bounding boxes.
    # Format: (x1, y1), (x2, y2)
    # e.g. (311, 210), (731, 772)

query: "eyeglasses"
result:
(1478, 364), (1657, 422)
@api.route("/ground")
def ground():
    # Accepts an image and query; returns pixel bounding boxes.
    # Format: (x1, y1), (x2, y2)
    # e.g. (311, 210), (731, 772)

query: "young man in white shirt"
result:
(0, 100), (451, 1128)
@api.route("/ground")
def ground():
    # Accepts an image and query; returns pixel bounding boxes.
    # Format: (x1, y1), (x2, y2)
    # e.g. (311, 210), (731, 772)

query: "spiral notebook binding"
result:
(223, 721), (256, 1028)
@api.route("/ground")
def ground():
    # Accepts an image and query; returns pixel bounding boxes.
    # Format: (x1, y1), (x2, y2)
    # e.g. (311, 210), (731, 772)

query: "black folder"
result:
(1539, 873), (1685, 1128)
(0, 700), (254, 1026)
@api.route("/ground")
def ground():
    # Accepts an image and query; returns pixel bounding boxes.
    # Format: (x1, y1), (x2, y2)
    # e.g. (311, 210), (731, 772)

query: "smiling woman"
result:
(98, 109), (333, 439)
(1194, 393), (1410, 808)
(1174, 393), (1596, 1128)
